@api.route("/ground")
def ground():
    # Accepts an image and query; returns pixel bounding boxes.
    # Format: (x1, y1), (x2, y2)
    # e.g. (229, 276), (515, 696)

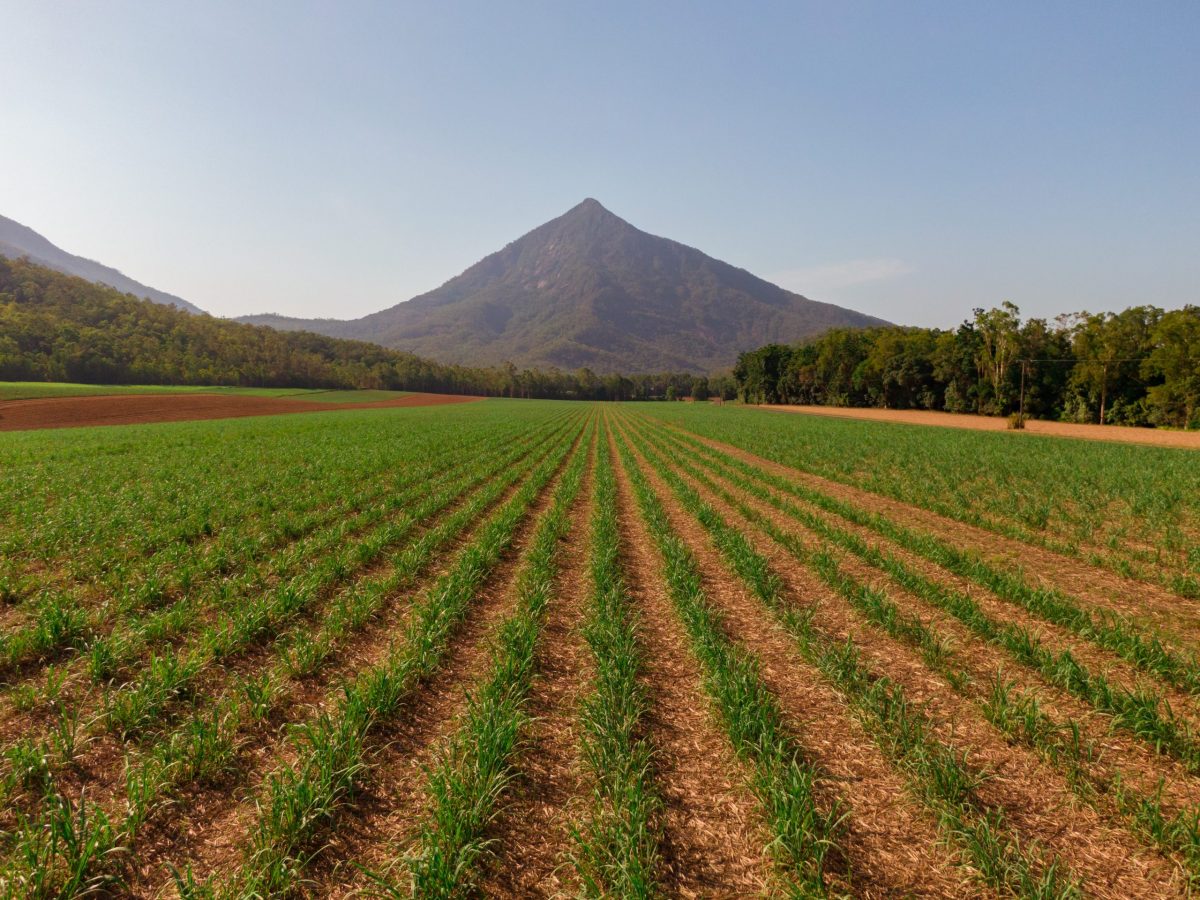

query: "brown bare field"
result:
(760, 403), (1200, 449)
(0, 390), (479, 431)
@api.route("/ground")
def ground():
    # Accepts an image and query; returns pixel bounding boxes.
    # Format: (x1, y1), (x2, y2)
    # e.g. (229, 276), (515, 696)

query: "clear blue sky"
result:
(1, 1), (1196, 326)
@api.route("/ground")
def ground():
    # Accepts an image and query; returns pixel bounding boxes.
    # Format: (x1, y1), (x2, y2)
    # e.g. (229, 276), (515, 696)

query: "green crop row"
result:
(633, 418), (1200, 776)
(632, 415), (1200, 881)
(0, 404), (582, 897)
(570, 425), (663, 899)
(638, 403), (1200, 597)
(614, 426), (845, 897)
(210, 420), (584, 897)
(620, 413), (1078, 898)
(647, 416), (1200, 699)
(399, 418), (592, 896)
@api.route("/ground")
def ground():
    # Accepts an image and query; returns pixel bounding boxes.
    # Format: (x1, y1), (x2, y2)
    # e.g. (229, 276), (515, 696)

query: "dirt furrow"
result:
(128, 526), (480, 895)
(615, 421), (981, 898)
(301, 511), (547, 897)
(641, 420), (1200, 820)
(670, 426), (1200, 726)
(0, 426), (510, 688)
(4, 459), (514, 845)
(305, 428), (593, 897)
(0, 425), (557, 752)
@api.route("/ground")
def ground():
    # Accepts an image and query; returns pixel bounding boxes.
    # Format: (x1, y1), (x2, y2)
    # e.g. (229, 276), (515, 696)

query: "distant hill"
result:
(0, 256), (707, 401)
(0, 256), (477, 392)
(240, 199), (886, 374)
(0, 213), (203, 314)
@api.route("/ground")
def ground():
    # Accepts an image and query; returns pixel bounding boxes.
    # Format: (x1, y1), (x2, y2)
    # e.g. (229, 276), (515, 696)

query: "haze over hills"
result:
(240, 199), (887, 374)
(0, 213), (203, 314)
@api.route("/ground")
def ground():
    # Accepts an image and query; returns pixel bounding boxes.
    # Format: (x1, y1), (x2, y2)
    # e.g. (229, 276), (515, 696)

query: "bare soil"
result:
(0, 391), (480, 431)
(760, 404), (1200, 449)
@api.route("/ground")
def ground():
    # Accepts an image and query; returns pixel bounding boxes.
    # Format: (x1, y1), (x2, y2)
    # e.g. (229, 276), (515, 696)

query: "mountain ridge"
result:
(0, 213), (203, 314)
(239, 199), (887, 374)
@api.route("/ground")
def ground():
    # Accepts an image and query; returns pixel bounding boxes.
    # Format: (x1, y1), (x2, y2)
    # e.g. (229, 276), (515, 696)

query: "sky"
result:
(1, 1), (1196, 327)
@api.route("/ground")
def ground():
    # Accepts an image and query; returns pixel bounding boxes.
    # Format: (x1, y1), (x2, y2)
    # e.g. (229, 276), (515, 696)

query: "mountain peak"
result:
(558, 196), (625, 227)
(572, 197), (607, 212)
(238, 202), (887, 373)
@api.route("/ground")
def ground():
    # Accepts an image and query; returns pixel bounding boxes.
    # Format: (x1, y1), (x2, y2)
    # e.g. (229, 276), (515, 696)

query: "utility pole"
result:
(1018, 359), (1027, 421)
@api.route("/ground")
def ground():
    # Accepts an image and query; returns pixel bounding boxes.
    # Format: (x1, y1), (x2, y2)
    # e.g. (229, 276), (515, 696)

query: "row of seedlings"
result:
(569, 423), (663, 898)
(394, 420), (593, 896)
(620, 416), (1078, 898)
(635, 417), (1200, 876)
(0, 414), (585, 897)
(612, 427), (846, 897)
(206, 418), (587, 897)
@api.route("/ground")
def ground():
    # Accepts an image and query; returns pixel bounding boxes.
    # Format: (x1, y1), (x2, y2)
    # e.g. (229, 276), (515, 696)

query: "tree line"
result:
(0, 256), (708, 401)
(734, 302), (1200, 429)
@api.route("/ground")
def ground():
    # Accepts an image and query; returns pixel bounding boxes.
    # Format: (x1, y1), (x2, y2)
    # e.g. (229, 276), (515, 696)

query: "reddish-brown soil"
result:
(0, 391), (480, 431)
(760, 404), (1200, 449)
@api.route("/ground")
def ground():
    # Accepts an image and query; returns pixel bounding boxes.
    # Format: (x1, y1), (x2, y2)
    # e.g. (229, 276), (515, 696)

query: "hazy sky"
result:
(1, 1), (1196, 326)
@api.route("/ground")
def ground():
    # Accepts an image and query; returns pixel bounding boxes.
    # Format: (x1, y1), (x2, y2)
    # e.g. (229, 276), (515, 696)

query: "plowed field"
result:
(0, 391), (478, 431)
(761, 403), (1200, 449)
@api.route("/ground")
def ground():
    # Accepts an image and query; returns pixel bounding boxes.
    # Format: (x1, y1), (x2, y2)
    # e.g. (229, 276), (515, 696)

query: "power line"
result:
(1014, 357), (1196, 365)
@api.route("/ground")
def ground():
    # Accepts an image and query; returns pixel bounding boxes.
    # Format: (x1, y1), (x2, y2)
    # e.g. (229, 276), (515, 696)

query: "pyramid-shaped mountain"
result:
(240, 199), (886, 373)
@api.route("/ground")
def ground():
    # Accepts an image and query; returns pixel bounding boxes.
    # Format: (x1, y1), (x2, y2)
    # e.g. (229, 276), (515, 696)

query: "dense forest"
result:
(734, 302), (1200, 429)
(0, 257), (704, 401)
